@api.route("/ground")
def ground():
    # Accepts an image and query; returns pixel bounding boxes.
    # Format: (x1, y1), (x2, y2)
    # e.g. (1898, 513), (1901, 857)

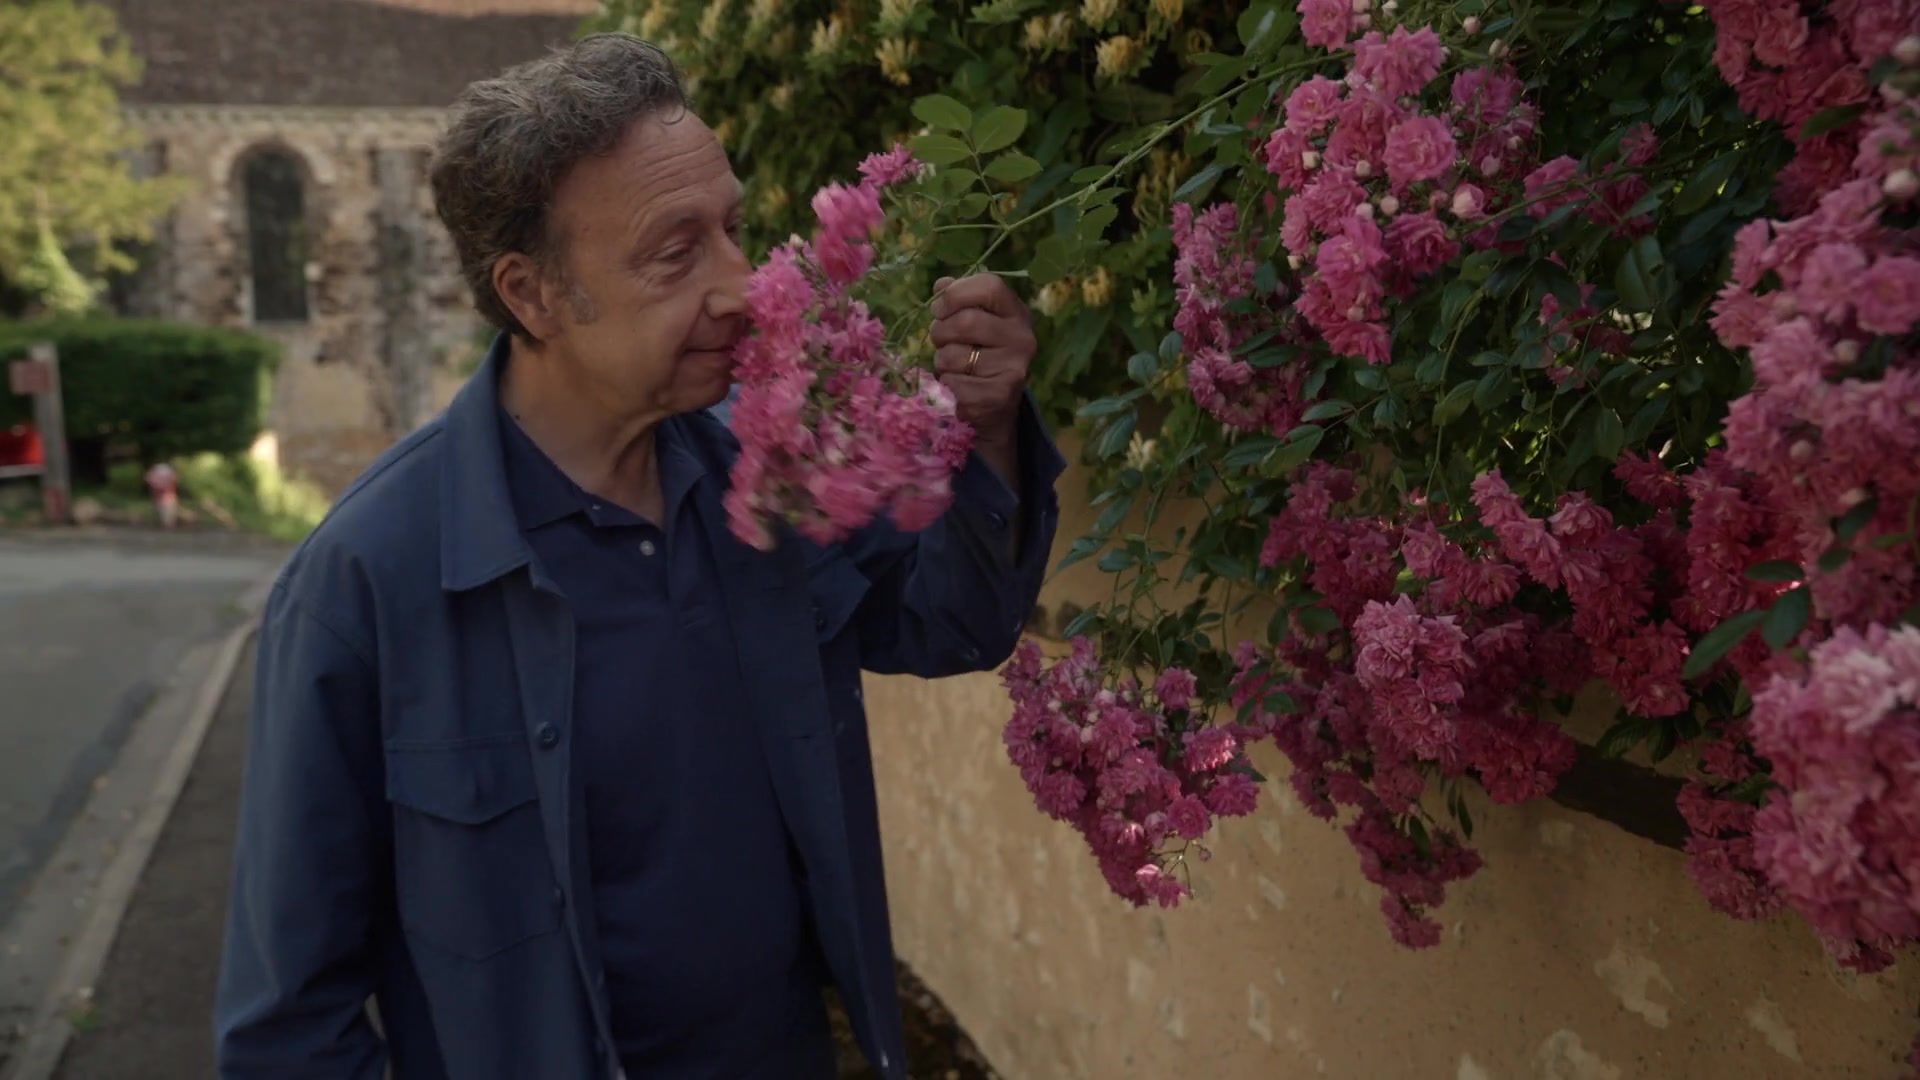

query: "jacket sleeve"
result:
(828, 392), (1067, 678)
(214, 581), (389, 1079)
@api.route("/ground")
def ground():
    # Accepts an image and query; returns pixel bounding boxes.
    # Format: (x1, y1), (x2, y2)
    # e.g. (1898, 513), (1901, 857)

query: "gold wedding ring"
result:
(966, 347), (981, 375)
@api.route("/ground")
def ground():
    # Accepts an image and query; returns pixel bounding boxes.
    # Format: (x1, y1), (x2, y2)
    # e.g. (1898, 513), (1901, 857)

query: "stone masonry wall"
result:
(125, 104), (485, 496)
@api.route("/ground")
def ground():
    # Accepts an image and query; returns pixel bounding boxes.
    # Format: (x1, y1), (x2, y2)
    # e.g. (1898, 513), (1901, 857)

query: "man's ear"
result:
(493, 251), (566, 342)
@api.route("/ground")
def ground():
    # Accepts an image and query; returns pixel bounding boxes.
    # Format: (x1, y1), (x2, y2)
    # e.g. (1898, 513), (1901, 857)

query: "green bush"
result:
(0, 317), (279, 464)
(593, 0), (1244, 428)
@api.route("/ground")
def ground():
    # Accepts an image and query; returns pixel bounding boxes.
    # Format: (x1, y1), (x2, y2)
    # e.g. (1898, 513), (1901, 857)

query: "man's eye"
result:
(660, 247), (692, 263)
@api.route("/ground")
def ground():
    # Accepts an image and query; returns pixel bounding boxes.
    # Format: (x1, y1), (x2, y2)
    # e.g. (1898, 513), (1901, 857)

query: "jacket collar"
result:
(439, 333), (535, 591)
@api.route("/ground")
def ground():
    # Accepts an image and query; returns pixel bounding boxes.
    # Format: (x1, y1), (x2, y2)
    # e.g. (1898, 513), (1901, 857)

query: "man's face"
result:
(532, 111), (749, 418)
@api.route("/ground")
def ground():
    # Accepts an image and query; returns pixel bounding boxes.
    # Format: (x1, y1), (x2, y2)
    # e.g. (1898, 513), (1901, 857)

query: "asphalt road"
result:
(0, 530), (284, 930)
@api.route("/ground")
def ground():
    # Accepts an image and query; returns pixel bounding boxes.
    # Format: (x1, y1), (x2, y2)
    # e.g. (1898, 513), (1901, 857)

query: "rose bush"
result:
(609, 0), (1920, 1067)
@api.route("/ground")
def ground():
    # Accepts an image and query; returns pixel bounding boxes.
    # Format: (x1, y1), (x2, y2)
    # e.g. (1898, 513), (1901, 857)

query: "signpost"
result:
(4, 342), (72, 524)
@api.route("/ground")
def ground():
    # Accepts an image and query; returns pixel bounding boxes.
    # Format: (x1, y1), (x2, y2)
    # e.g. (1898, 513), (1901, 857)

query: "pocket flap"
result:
(384, 736), (539, 825)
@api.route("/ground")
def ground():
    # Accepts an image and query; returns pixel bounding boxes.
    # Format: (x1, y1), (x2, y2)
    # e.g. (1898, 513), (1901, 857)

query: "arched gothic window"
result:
(241, 149), (309, 322)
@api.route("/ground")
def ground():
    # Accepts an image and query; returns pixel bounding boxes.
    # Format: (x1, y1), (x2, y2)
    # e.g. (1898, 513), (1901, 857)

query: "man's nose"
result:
(708, 236), (751, 319)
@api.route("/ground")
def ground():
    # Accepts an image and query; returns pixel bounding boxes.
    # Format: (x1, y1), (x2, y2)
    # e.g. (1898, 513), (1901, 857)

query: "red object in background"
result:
(0, 422), (44, 468)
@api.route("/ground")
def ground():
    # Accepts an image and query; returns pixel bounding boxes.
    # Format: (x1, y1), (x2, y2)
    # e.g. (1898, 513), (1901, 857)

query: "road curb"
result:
(2, 573), (273, 1080)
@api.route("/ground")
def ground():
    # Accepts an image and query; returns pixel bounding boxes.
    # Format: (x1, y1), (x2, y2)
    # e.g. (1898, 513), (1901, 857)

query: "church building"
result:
(99, 0), (598, 495)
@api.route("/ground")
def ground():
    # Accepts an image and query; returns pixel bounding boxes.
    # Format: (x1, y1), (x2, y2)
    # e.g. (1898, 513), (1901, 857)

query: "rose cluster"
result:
(1171, 201), (1312, 436)
(1000, 637), (1269, 909)
(1256, 12), (1654, 368)
(1695, 0), (1914, 213)
(726, 146), (976, 550)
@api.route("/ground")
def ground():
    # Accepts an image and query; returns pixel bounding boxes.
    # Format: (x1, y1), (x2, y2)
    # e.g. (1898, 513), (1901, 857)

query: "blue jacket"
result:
(213, 338), (1064, 1079)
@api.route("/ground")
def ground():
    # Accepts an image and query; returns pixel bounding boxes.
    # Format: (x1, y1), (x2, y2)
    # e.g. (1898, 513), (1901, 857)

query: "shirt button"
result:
(639, 539), (656, 556)
(536, 723), (560, 748)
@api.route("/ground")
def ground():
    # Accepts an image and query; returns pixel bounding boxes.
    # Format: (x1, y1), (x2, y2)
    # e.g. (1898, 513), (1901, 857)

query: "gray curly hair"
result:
(429, 33), (690, 340)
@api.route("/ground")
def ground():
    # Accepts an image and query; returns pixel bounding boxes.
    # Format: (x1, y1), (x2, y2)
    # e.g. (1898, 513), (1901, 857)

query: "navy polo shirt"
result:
(497, 408), (833, 1078)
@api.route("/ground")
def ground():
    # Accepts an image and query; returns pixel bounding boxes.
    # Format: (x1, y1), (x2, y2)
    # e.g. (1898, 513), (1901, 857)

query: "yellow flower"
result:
(767, 25), (797, 57)
(1124, 431), (1158, 471)
(1095, 34), (1141, 79)
(810, 14), (849, 57)
(757, 182), (791, 216)
(1080, 0), (1121, 32)
(1081, 266), (1115, 308)
(1182, 27), (1212, 56)
(712, 116), (738, 146)
(638, 0), (675, 38)
(876, 37), (918, 86)
(1150, 0), (1183, 23)
(770, 81), (796, 111)
(1036, 278), (1076, 317)
(697, 0), (729, 41)
(1023, 15), (1050, 50)
(748, 0), (783, 30)
(878, 0), (920, 32)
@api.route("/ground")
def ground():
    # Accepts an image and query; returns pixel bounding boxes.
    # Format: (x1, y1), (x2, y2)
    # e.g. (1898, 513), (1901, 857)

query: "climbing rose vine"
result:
(726, 146), (975, 549)
(982, 0), (1920, 996)
(686, 0), (1919, 1064)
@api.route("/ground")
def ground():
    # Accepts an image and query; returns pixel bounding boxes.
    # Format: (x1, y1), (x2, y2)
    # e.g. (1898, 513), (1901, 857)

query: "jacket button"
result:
(536, 723), (560, 748)
(812, 605), (827, 631)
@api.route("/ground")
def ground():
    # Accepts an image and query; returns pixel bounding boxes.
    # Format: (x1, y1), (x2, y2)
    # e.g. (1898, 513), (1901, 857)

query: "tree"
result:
(0, 0), (183, 316)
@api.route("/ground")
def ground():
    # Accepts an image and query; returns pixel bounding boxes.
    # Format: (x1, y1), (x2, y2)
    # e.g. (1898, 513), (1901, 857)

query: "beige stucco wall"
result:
(864, 437), (1920, 1079)
(126, 104), (483, 495)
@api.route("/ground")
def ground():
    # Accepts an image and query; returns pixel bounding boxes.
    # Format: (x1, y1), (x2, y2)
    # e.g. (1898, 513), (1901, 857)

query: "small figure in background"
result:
(143, 461), (178, 529)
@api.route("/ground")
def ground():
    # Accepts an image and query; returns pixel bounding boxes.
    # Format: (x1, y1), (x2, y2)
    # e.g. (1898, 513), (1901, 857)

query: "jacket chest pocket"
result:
(384, 734), (561, 961)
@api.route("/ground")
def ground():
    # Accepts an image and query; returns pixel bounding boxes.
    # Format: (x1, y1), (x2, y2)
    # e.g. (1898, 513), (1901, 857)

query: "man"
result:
(212, 33), (1062, 1080)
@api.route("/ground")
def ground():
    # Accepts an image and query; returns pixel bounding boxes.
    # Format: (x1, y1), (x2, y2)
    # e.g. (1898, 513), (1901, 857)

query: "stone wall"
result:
(863, 435), (1920, 1079)
(123, 104), (484, 496)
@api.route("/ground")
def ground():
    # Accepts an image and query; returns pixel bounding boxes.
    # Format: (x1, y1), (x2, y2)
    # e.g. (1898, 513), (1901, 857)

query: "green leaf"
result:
(984, 153), (1042, 182)
(912, 94), (973, 133)
(1625, 396), (1669, 446)
(1069, 165), (1111, 184)
(1433, 381), (1476, 427)
(1800, 102), (1867, 141)
(1270, 425), (1325, 472)
(972, 106), (1029, 153)
(1745, 560), (1804, 583)
(1614, 246), (1655, 313)
(1295, 605), (1341, 636)
(1173, 163), (1226, 203)
(1683, 609), (1768, 679)
(1459, 248), (1502, 284)
(1835, 495), (1880, 541)
(1763, 586), (1812, 649)
(1094, 411), (1138, 459)
(1301, 400), (1351, 422)
(1596, 718), (1650, 759)
(1127, 351), (1159, 384)
(1055, 536), (1105, 571)
(1592, 406), (1626, 462)
(1159, 331), (1184, 364)
(955, 192), (992, 218)
(1030, 234), (1075, 285)
(1221, 435), (1282, 470)
(1675, 150), (1741, 215)
(1817, 544), (1853, 572)
(1077, 204), (1119, 241)
(910, 133), (972, 167)
(1078, 395), (1135, 419)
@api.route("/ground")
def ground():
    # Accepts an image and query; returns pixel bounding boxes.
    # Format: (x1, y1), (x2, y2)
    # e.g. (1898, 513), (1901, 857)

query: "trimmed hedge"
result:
(0, 318), (279, 465)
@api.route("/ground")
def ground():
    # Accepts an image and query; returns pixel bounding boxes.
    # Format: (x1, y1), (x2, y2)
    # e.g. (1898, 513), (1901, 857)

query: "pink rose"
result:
(1383, 115), (1459, 190)
(1384, 212), (1459, 276)
(1855, 255), (1920, 335)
